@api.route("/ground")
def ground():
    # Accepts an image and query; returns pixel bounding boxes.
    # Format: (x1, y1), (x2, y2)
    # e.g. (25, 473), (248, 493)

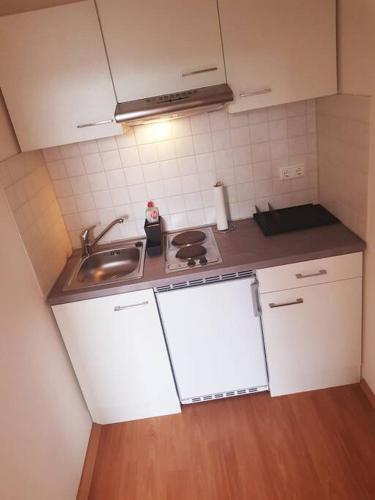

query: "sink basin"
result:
(64, 240), (146, 291)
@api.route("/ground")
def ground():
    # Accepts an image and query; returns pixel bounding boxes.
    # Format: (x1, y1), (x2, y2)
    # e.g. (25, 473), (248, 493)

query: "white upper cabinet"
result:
(218, 0), (337, 113)
(96, 0), (226, 102)
(0, 1), (121, 151)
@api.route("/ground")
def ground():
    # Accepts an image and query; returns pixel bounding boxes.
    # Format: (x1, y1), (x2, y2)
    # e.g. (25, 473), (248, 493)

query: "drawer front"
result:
(257, 252), (362, 294)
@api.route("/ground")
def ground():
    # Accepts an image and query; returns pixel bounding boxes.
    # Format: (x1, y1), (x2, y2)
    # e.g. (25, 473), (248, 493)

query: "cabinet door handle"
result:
(239, 87), (272, 98)
(269, 298), (304, 308)
(114, 301), (149, 312)
(77, 119), (114, 129)
(295, 270), (327, 279)
(181, 66), (218, 77)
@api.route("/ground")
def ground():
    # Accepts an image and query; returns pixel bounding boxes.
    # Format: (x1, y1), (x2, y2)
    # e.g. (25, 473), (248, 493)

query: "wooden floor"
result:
(88, 385), (375, 499)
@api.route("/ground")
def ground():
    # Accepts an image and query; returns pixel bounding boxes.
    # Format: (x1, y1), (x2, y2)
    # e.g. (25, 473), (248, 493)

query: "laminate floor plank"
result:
(89, 385), (375, 500)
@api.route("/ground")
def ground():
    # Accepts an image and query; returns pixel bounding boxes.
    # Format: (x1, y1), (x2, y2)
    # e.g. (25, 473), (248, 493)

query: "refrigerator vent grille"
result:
(182, 385), (268, 405)
(155, 270), (254, 293)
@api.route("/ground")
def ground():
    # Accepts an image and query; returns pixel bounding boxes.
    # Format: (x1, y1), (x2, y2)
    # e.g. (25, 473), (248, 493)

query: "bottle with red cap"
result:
(145, 201), (159, 224)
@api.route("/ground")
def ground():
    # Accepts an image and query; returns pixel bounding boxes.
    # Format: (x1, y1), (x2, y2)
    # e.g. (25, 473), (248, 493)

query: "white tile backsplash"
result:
(60, 143), (80, 159)
(120, 146), (140, 167)
(47, 160), (67, 180)
(316, 94), (370, 240)
(65, 156), (85, 177)
(41, 101), (318, 248)
(82, 153), (103, 174)
(0, 150), (71, 294)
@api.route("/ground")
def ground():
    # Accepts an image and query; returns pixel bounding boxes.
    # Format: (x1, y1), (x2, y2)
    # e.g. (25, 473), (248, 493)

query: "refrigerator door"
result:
(156, 277), (268, 403)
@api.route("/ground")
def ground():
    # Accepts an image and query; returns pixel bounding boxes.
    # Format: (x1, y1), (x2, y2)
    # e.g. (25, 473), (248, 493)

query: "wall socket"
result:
(279, 164), (305, 180)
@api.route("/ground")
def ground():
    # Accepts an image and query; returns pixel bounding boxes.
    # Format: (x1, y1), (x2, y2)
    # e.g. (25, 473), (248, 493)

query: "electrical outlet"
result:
(279, 164), (305, 180)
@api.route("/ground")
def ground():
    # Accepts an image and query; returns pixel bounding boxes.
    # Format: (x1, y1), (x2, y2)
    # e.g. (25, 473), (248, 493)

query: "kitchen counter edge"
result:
(47, 220), (366, 306)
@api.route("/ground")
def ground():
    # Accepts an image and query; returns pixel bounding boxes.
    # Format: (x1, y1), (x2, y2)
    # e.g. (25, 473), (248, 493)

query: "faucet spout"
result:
(91, 216), (127, 247)
(81, 216), (128, 257)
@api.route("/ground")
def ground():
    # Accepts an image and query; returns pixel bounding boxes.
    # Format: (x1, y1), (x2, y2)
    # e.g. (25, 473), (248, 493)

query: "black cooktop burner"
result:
(172, 230), (206, 247)
(176, 245), (207, 260)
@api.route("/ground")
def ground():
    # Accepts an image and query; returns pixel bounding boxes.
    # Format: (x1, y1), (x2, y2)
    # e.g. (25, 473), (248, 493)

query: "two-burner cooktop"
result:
(164, 227), (222, 273)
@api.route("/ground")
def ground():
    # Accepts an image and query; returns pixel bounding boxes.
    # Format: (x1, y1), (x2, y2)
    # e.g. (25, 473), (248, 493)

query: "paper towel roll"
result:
(213, 182), (229, 231)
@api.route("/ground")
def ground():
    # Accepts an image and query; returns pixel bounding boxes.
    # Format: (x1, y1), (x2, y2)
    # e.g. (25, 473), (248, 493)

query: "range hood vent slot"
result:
(115, 83), (233, 125)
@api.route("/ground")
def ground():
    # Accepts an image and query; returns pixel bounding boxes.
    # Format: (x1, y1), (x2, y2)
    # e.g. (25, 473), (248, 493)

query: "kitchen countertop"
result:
(47, 219), (366, 305)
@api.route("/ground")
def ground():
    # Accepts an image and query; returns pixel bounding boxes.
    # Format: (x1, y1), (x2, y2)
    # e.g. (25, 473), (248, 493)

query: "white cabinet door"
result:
(0, 1), (121, 151)
(259, 278), (362, 397)
(52, 289), (180, 424)
(218, 0), (337, 113)
(96, 0), (226, 102)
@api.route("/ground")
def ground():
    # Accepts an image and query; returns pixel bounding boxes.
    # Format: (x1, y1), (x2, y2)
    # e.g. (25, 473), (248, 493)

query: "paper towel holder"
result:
(213, 181), (236, 233)
(214, 222), (236, 234)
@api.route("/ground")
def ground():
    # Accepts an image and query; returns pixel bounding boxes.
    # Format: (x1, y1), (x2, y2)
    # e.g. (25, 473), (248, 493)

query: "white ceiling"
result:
(0, 0), (81, 17)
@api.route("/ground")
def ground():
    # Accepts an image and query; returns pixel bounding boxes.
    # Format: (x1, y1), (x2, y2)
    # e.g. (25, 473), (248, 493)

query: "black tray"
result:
(253, 204), (339, 236)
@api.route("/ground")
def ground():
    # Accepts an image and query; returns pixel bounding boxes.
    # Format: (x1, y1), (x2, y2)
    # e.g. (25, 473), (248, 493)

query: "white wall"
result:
(338, 0), (375, 392)
(0, 92), (19, 160)
(44, 101), (318, 248)
(0, 96), (72, 295)
(316, 94), (370, 240)
(0, 0), (81, 16)
(0, 149), (72, 294)
(337, 0), (375, 96)
(0, 103), (91, 499)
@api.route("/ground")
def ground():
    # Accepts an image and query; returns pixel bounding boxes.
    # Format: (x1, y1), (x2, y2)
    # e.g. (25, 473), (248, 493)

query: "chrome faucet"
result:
(80, 216), (128, 257)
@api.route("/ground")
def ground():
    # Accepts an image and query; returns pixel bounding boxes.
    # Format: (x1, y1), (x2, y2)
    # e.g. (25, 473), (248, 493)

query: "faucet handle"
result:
(81, 225), (96, 242)
(81, 225), (96, 257)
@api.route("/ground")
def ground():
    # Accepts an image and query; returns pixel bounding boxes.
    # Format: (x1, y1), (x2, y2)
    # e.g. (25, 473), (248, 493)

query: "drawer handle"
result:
(181, 66), (218, 77)
(77, 119), (114, 129)
(239, 87), (272, 98)
(295, 270), (327, 279)
(269, 298), (304, 308)
(114, 301), (148, 312)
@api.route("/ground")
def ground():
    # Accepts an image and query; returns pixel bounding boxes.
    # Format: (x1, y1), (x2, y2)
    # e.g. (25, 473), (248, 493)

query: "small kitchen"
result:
(0, 1), (374, 499)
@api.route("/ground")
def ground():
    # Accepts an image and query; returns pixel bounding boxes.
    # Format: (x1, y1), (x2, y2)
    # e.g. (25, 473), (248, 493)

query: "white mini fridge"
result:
(156, 274), (268, 404)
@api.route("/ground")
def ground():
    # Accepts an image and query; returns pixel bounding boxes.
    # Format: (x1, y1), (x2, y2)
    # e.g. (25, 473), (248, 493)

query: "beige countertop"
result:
(47, 219), (365, 306)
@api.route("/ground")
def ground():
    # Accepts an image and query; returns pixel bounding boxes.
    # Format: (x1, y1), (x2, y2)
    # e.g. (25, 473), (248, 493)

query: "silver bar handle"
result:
(114, 301), (149, 312)
(250, 279), (262, 317)
(239, 87), (272, 98)
(181, 66), (218, 77)
(269, 298), (304, 309)
(77, 119), (114, 129)
(296, 270), (327, 279)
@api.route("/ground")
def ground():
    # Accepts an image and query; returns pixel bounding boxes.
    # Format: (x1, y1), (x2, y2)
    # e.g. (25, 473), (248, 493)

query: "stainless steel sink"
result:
(64, 240), (146, 291)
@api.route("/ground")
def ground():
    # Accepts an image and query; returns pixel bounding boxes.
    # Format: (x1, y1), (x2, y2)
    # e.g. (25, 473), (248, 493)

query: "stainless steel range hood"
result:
(115, 83), (233, 125)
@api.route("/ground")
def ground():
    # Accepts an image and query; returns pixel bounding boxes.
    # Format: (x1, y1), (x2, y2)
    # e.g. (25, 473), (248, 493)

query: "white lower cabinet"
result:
(52, 289), (180, 424)
(258, 255), (363, 397)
